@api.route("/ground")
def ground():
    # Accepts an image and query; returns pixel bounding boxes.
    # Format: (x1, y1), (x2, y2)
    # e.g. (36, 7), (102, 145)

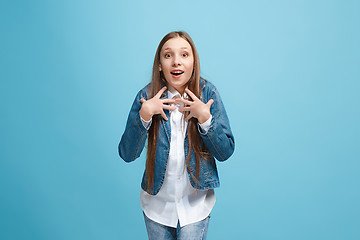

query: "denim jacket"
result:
(119, 79), (235, 195)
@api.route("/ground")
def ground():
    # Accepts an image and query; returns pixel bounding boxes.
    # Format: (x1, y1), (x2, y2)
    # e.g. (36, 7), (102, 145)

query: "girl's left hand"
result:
(177, 88), (214, 124)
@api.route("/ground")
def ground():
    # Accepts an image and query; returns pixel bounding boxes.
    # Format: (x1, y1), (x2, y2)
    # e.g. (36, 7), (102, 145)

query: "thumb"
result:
(207, 99), (214, 107)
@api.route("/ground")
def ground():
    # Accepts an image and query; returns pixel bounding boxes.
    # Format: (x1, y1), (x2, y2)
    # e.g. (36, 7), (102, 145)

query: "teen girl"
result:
(119, 31), (235, 240)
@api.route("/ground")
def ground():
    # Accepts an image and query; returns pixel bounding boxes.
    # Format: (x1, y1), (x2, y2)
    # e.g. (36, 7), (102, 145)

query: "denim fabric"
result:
(119, 79), (235, 195)
(143, 212), (210, 240)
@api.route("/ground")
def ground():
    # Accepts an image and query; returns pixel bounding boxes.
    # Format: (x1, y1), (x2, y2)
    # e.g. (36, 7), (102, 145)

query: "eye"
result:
(164, 53), (171, 58)
(182, 53), (188, 57)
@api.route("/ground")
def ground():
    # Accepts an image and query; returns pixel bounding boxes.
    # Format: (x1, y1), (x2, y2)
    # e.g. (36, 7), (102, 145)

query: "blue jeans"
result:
(143, 212), (210, 240)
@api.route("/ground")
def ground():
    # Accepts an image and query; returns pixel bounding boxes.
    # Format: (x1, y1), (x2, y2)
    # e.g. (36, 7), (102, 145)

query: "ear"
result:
(159, 64), (162, 71)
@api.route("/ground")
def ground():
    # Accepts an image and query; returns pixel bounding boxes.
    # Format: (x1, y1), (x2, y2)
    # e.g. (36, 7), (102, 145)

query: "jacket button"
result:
(189, 167), (194, 171)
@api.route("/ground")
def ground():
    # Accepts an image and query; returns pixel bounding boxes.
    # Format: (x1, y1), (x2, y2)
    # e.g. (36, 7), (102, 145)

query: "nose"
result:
(172, 54), (181, 66)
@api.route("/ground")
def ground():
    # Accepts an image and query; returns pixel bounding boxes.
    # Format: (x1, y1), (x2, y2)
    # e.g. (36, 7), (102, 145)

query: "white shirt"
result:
(139, 87), (216, 228)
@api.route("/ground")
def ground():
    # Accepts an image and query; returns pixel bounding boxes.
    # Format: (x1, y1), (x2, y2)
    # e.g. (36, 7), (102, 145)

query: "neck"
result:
(167, 84), (185, 96)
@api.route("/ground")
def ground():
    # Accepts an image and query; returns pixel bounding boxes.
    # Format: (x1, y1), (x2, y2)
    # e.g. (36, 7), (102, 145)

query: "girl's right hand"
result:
(140, 86), (176, 121)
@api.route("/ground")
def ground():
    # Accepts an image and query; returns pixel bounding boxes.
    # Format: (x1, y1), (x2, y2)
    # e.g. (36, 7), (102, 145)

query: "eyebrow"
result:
(163, 47), (189, 51)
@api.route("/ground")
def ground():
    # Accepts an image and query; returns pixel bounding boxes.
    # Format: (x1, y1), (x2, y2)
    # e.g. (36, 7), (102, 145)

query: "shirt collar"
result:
(167, 85), (188, 99)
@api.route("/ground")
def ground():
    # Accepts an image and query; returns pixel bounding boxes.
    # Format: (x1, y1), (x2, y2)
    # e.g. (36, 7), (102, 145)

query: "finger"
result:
(178, 107), (191, 112)
(185, 88), (198, 101)
(163, 105), (176, 111)
(162, 98), (176, 104)
(156, 86), (167, 98)
(175, 98), (192, 105)
(185, 113), (193, 121)
(206, 99), (214, 107)
(140, 98), (146, 104)
(160, 110), (168, 121)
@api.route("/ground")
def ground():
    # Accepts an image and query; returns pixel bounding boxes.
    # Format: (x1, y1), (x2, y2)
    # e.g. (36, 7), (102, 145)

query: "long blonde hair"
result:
(145, 31), (209, 193)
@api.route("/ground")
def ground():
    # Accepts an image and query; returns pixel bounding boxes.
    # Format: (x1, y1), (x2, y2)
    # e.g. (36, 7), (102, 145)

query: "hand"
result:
(177, 88), (214, 124)
(140, 86), (176, 121)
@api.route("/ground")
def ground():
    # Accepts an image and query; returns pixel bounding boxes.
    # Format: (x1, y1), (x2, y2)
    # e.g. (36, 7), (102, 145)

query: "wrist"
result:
(198, 112), (211, 124)
(140, 106), (153, 122)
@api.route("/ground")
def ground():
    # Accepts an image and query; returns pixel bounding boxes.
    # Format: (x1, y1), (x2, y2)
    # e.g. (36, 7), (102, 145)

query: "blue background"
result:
(1, 0), (359, 239)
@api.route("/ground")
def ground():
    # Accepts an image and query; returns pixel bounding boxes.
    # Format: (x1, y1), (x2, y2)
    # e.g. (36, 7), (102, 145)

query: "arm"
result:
(118, 86), (176, 162)
(118, 90), (148, 162)
(177, 87), (235, 161)
(197, 88), (235, 161)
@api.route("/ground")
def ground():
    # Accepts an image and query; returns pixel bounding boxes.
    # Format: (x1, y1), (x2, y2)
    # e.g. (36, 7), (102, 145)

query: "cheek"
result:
(161, 61), (171, 73)
(185, 59), (194, 71)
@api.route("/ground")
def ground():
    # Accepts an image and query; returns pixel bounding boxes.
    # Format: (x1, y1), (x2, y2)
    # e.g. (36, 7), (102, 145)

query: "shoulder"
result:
(201, 78), (217, 91)
(200, 78), (218, 100)
(136, 83), (151, 99)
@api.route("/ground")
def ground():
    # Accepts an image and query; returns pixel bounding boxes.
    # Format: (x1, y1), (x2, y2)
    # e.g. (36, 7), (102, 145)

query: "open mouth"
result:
(171, 70), (184, 76)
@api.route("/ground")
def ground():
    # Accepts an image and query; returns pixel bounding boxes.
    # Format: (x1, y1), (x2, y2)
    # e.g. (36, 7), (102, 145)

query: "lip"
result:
(170, 69), (184, 78)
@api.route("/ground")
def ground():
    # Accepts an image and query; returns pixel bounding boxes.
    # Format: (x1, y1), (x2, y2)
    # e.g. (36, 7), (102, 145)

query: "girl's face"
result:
(160, 37), (194, 94)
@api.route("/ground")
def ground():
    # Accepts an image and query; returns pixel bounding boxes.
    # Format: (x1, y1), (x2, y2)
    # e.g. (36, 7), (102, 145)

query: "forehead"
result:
(161, 37), (192, 52)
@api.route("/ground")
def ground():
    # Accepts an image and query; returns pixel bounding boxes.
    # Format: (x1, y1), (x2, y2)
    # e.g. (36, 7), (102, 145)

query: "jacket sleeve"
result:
(118, 90), (148, 162)
(197, 87), (235, 161)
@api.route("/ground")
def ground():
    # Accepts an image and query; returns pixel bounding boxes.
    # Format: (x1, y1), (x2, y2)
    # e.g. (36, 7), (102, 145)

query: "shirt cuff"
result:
(198, 115), (212, 133)
(140, 115), (152, 130)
